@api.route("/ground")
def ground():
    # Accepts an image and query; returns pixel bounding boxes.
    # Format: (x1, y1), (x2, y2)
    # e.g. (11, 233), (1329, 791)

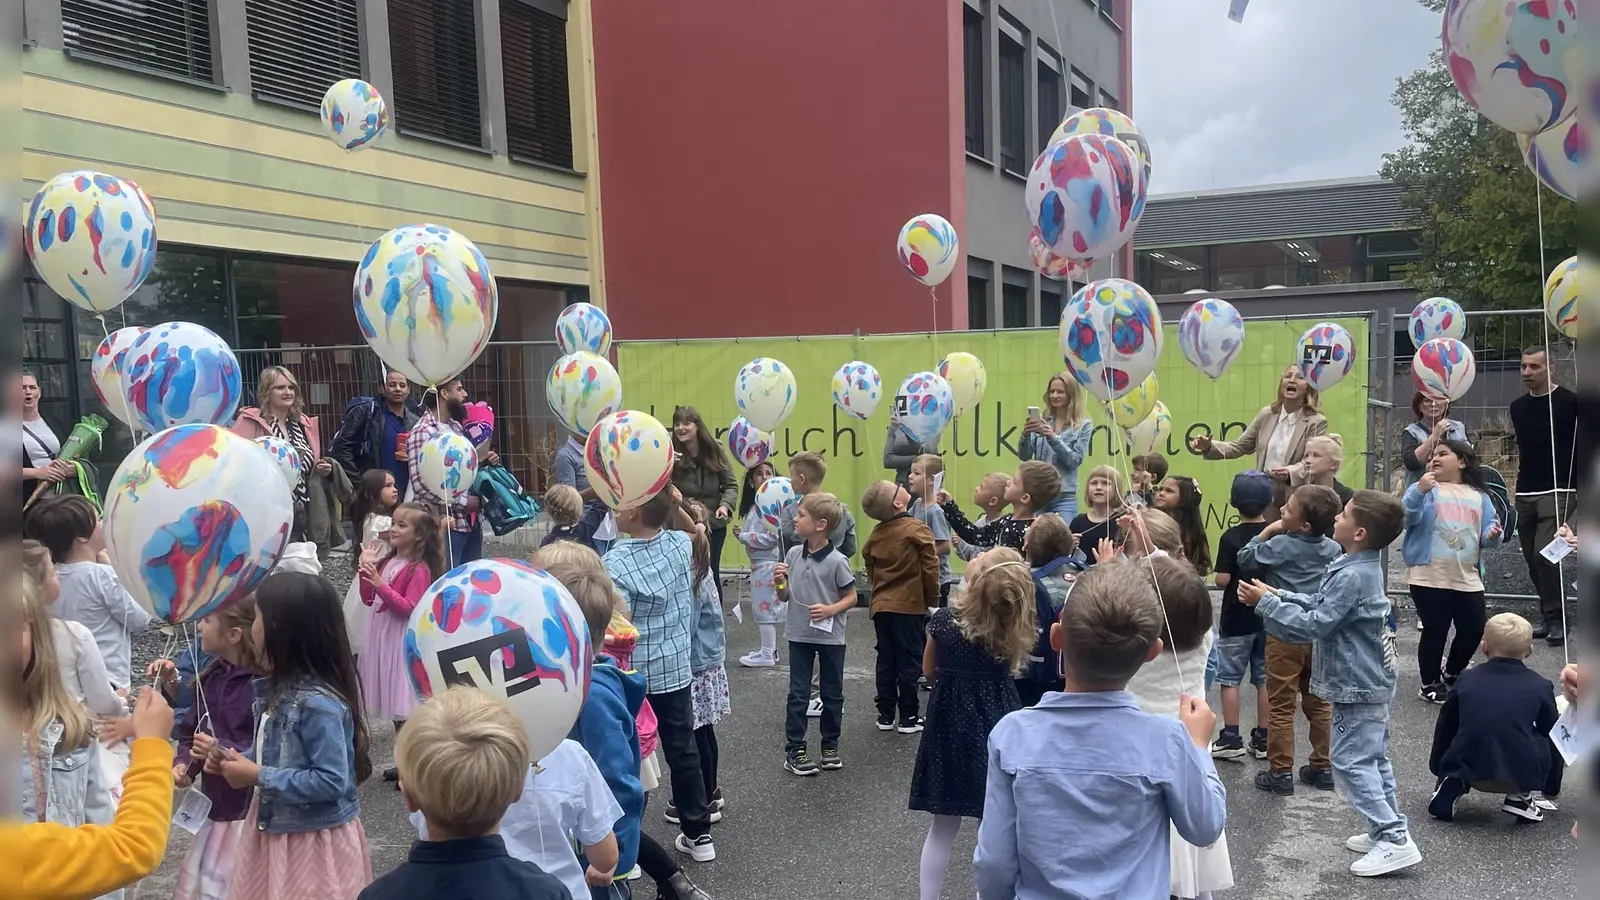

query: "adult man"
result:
(330, 370), (423, 492)
(1508, 348), (1579, 645)
(408, 378), (497, 565)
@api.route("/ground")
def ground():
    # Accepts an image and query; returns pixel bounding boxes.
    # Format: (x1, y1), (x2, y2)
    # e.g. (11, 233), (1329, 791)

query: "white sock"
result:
(919, 815), (961, 900)
(759, 624), (777, 656)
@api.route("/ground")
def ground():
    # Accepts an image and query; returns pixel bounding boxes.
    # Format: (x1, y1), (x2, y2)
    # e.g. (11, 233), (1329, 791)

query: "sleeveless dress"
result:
(909, 608), (1021, 819)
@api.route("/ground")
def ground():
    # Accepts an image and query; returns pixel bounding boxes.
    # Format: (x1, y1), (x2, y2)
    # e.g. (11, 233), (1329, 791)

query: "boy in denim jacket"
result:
(1238, 490), (1417, 879)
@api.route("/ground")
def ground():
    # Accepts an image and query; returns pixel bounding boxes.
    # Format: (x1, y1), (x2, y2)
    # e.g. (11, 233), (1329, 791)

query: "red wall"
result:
(592, 0), (966, 340)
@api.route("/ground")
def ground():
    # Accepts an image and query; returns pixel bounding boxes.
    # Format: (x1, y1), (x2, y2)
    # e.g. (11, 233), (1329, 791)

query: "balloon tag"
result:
(173, 787), (212, 835)
(1302, 344), (1334, 366)
(437, 628), (545, 698)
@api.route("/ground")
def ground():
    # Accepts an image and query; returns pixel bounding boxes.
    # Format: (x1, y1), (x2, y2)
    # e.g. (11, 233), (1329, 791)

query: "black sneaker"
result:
(382, 766), (399, 782)
(1255, 769), (1294, 795)
(1249, 727), (1268, 759)
(1429, 776), (1469, 821)
(785, 747), (819, 776)
(709, 786), (725, 812)
(819, 746), (843, 770)
(1299, 765), (1335, 791)
(663, 803), (723, 825)
(1209, 729), (1246, 760)
(1418, 682), (1448, 704)
(1502, 793), (1544, 822)
(1532, 619), (1551, 639)
(897, 715), (925, 734)
(876, 714), (896, 732)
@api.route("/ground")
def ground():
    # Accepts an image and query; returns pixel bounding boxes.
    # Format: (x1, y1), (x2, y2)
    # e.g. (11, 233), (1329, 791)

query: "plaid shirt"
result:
(603, 530), (694, 694)
(407, 410), (472, 532)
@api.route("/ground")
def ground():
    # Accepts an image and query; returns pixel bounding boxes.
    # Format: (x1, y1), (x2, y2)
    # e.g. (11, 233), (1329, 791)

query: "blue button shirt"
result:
(381, 409), (409, 493)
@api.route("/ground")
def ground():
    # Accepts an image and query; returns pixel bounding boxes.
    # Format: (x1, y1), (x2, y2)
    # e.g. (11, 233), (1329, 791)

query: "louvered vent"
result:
(62, 0), (215, 83)
(387, 0), (484, 147)
(501, 0), (573, 169)
(246, 0), (363, 109)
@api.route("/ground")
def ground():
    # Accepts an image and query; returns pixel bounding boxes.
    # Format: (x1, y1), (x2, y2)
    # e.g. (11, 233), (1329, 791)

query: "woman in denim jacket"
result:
(210, 573), (375, 900)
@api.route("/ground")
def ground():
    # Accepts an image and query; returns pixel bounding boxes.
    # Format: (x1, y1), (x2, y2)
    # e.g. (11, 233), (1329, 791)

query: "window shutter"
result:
(997, 34), (1025, 174)
(500, 0), (573, 169)
(246, 0), (363, 109)
(61, 0), (215, 82)
(387, 0), (484, 147)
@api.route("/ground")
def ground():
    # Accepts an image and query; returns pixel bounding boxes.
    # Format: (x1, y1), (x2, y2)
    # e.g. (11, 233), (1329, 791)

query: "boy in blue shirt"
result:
(1237, 490), (1418, 878)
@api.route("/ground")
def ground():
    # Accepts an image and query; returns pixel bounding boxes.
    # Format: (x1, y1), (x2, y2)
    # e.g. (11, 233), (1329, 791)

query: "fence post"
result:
(1370, 305), (1398, 592)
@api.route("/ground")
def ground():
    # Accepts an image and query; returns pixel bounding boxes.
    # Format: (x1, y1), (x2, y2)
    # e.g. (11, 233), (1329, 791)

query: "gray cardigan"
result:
(883, 424), (938, 489)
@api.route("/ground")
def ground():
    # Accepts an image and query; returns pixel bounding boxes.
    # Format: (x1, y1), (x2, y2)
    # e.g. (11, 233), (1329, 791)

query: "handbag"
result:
(474, 463), (542, 536)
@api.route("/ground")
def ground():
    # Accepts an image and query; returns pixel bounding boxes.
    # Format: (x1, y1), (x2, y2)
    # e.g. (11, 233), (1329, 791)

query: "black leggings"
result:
(1411, 585), (1486, 685)
(709, 526), (728, 601)
(636, 829), (680, 884)
(694, 724), (719, 795)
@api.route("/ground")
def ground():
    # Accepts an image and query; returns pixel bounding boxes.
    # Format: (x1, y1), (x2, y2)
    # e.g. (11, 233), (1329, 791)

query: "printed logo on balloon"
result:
(1296, 322), (1357, 393)
(893, 372), (954, 446)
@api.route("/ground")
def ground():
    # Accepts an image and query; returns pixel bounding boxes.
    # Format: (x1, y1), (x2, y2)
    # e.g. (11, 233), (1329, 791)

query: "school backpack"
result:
(1480, 465), (1516, 545)
(475, 463), (541, 536)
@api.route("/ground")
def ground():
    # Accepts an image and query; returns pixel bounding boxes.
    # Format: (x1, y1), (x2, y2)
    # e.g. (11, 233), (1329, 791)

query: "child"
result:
(1020, 514), (1080, 705)
(774, 492), (858, 775)
(1403, 440), (1502, 703)
(1153, 476), (1212, 574)
(911, 549), (1035, 900)
(1072, 465), (1123, 565)
(734, 461), (783, 667)
(1290, 435), (1356, 508)
(23, 540), (123, 724)
(363, 688), (568, 900)
(861, 480), (941, 733)
(941, 461), (1060, 554)
(1210, 471), (1274, 762)
(358, 501), (444, 780)
(777, 451), (858, 557)
(540, 483), (609, 550)
(1235, 484), (1343, 795)
(345, 469), (399, 662)
(208, 572), (376, 897)
(683, 502), (731, 824)
(1237, 490), (1420, 877)
(973, 560), (1226, 899)
(908, 454), (957, 607)
(1132, 453), (1170, 507)
(953, 472), (1011, 562)
(1093, 508), (1183, 565)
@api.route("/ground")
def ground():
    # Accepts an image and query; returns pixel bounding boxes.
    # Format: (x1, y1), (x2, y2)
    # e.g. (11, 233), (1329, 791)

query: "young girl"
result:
(1094, 507), (1184, 565)
(910, 548), (1037, 900)
(685, 501), (731, 821)
(358, 501), (442, 778)
(1020, 515), (1080, 706)
(1404, 440), (1502, 703)
(734, 461), (783, 667)
(1291, 434), (1355, 509)
(1071, 465), (1123, 565)
(344, 470), (399, 663)
(1154, 476), (1213, 574)
(215, 572), (374, 899)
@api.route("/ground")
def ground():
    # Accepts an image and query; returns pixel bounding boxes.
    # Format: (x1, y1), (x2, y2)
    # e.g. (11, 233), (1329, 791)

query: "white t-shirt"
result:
(1263, 409), (1302, 472)
(54, 561), (153, 691)
(22, 417), (60, 468)
(50, 618), (125, 719)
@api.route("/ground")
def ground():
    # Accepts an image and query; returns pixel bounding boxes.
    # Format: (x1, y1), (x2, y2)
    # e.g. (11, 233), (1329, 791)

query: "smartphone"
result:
(1026, 406), (1041, 420)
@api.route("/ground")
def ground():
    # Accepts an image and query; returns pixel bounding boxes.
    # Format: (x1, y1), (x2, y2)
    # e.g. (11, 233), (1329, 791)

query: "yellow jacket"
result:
(2, 737), (174, 900)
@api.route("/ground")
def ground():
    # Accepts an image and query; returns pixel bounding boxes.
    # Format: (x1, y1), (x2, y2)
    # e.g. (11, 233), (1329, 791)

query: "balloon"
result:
(733, 358), (797, 433)
(726, 416), (774, 470)
(1028, 229), (1094, 280)
(319, 79), (389, 151)
(1412, 338), (1478, 403)
(1443, 0), (1577, 136)
(102, 425), (293, 625)
(353, 224), (498, 387)
(830, 361), (883, 420)
(25, 171), (157, 313)
(555, 302), (613, 356)
(546, 352), (623, 437)
(1296, 322), (1357, 392)
(253, 436), (304, 491)
(1408, 297), (1468, 347)
(584, 410), (674, 511)
(1058, 278), (1164, 402)
(1519, 114), (1588, 201)
(1177, 298), (1245, 380)
(1047, 107), (1154, 197)
(896, 214), (960, 287)
(1108, 374), (1158, 429)
(462, 402), (495, 447)
(416, 432), (480, 507)
(1544, 255), (1578, 338)
(90, 326), (148, 427)
(123, 322), (243, 433)
(937, 352), (987, 418)
(405, 558), (591, 764)
(893, 372), (954, 446)
(754, 476), (798, 527)
(1124, 401), (1172, 457)
(1025, 133), (1146, 261)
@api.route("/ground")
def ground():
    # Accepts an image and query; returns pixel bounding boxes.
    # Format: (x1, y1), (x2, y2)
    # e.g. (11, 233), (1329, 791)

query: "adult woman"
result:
(233, 366), (328, 540)
(1399, 391), (1468, 488)
(1019, 373), (1093, 519)
(1191, 365), (1327, 515)
(884, 414), (938, 490)
(671, 407), (738, 599)
(18, 372), (72, 506)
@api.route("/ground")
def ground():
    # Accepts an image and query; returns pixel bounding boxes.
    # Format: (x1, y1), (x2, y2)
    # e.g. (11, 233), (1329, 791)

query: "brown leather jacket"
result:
(861, 514), (940, 617)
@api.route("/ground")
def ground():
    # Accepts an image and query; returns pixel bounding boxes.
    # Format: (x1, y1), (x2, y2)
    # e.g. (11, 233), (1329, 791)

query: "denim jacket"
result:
(1018, 420), (1093, 505)
(1235, 531), (1342, 596)
(689, 574), (727, 674)
(1255, 549), (1397, 704)
(251, 676), (361, 834)
(20, 719), (114, 828)
(1400, 482), (1498, 569)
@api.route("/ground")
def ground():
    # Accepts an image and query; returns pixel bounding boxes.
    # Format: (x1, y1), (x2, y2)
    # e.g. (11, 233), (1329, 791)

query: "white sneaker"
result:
(806, 696), (823, 717)
(673, 832), (717, 863)
(1349, 839), (1421, 877)
(1344, 833), (1377, 854)
(738, 649), (777, 668)
(1531, 792), (1558, 812)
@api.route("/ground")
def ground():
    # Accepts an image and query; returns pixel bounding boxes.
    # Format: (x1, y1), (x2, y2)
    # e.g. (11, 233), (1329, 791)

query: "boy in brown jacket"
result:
(861, 480), (941, 733)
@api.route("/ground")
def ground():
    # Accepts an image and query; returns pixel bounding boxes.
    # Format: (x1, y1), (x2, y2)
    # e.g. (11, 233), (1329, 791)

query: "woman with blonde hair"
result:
(1191, 365), (1328, 517)
(232, 365), (332, 542)
(1020, 373), (1094, 519)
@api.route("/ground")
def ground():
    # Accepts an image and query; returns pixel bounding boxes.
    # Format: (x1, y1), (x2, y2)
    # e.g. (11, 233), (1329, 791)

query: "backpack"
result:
(475, 463), (541, 536)
(1480, 465), (1517, 545)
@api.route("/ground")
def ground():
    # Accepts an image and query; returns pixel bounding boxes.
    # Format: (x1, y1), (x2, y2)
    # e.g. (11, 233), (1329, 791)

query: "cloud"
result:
(1133, 0), (1441, 193)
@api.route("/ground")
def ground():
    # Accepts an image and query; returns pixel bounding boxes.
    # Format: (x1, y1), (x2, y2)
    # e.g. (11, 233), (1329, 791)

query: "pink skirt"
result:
(228, 794), (372, 900)
(175, 817), (246, 900)
(359, 608), (417, 721)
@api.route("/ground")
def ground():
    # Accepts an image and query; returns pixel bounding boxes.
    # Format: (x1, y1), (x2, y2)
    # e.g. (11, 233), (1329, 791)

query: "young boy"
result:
(974, 560), (1226, 900)
(1235, 484), (1343, 795)
(908, 454), (957, 606)
(1132, 454), (1170, 507)
(1238, 490), (1419, 877)
(941, 461), (1059, 554)
(539, 484), (609, 550)
(860, 480), (940, 733)
(1427, 612), (1563, 823)
(1210, 471), (1274, 762)
(369, 688), (569, 900)
(774, 492), (858, 775)
(603, 487), (716, 861)
(778, 451), (858, 557)
(954, 472), (1012, 562)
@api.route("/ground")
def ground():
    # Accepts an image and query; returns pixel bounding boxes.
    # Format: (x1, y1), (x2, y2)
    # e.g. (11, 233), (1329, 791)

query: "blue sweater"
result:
(1400, 482), (1498, 569)
(567, 659), (645, 876)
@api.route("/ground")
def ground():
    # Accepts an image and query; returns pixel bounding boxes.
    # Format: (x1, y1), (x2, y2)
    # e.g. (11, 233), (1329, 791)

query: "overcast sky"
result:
(1131, 0), (1442, 194)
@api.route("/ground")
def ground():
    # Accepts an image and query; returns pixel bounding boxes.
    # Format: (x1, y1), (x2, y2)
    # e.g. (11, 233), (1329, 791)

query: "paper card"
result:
(730, 602), (744, 625)
(1551, 705), (1581, 766)
(597, 513), (619, 541)
(932, 472), (945, 496)
(173, 787), (212, 835)
(1540, 535), (1575, 565)
(810, 615), (834, 634)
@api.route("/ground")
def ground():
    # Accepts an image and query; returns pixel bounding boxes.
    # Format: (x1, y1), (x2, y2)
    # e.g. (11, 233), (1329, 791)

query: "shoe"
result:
(382, 766), (399, 782)
(819, 746), (843, 770)
(709, 786), (724, 812)
(1418, 682), (1448, 704)
(738, 649), (777, 667)
(1249, 727), (1268, 760)
(1531, 792), (1558, 812)
(897, 715), (925, 734)
(1547, 631), (1566, 647)
(663, 803), (723, 825)
(921, 677), (934, 691)
(625, 866), (642, 882)
(1209, 729), (1246, 760)
(1415, 618), (1424, 631)
(673, 832), (717, 863)
(1502, 794), (1545, 823)
(1428, 776), (1468, 821)
(1299, 765), (1334, 791)
(1532, 619), (1551, 639)
(784, 747), (819, 776)
(1255, 770), (1294, 795)
(666, 871), (713, 900)
(1345, 833), (1377, 854)
(1349, 839), (1421, 877)
(806, 696), (823, 718)
(876, 714), (896, 732)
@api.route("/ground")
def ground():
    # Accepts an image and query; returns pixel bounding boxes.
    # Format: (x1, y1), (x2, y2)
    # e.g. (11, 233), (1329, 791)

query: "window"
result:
(1098, 89), (1118, 111)
(1069, 68), (1093, 111)
(963, 4), (986, 156)
(967, 259), (992, 330)
(501, 0), (573, 169)
(997, 22), (1026, 173)
(233, 258), (363, 349)
(388, 0), (483, 147)
(1098, 0), (1117, 19)
(1037, 49), (1063, 151)
(1002, 267), (1030, 328)
(246, 0), (362, 109)
(1039, 281), (1064, 327)
(62, 0), (215, 82)
(1365, 230), (1421, 281)
(1137, 247), (1206, 294)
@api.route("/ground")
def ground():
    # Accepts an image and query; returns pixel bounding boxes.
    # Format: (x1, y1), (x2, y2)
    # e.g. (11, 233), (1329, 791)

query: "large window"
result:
(233, 257), (363, 350)
(62, 0), (215, 83)
(997, 20), (1026, 174)
(501, 0), (574, 169)
(1037, 48), (1063, 151)
(1214, 237), (1358, 290)
(246, 0), (362, 109)
(1039, 280), (1064, 328)
(1365, 231), (1421, 281)
(968, 258), (992, 330)
(963, 4), (986, 156)
(1002, 267), (1030, 329)
(1136, 247), (1206, 294)
(388, 0), (484, 147)
(1099, 89), (1118, 111)
(1069, 68), (1093, 111)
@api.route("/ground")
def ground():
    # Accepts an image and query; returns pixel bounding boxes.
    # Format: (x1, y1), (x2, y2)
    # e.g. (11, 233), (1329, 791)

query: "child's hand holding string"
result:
(215, 748), (261, 789)
(1178, 694), (1216, 748)
(1095, 537), (1119, 563)
(192, 731), (218, 762)
(1235, 580), (1272, 607)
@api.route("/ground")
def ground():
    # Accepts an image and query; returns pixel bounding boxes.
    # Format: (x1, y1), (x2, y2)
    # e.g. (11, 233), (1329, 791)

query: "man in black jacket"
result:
(330, 370), (422, 491)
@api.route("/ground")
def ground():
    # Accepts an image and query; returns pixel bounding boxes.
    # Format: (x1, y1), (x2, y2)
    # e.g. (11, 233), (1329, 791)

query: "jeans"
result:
(786, 642), (846, 750)
(1045, 493), (1077, 520)
(709, 526), (728, 602)
(694, 724), (719, 795)
(1204, 627), (1221, 692)
(448, 524), (484, 567)
(873, 612), (925, 722)
(1515, 493), (1573, 624)
(1410, 585), (1486, 685)
(648, 686), (710, 838)
(1331, 701), (1409, 844)
(1265, 636), (1331, 773)
(1214, 632), (1267, 687)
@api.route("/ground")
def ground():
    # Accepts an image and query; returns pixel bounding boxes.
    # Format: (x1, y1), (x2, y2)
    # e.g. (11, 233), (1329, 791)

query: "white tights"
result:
(919, 814), (962, 900)
(758, 623), (777, 655)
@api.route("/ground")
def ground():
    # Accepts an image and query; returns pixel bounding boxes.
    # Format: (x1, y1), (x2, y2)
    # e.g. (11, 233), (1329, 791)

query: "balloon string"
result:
(1533, 178), (1570, 668)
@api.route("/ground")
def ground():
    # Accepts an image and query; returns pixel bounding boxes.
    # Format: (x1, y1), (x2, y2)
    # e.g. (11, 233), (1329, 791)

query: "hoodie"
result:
(568, 656), (646, 878)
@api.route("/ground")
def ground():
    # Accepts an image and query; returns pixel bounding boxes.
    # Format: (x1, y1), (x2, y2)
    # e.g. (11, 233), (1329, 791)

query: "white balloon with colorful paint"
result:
(1519, 114), (1588, 201)
(354, 224), (498, 387)
(1177, 298), (1245, 380)
(320, 79), (389, 151)
(1025, 134), (1146, 261)
(726, 416), (775, 470)
(1058, 278), (1163, 403)
(554, 302), (613, 356)
(896, 214), (960, 287)
(122, 322), (243, 433)
(734, 358), (798, 433)
(415, 431), (480, 507)
(253, 436), (304, 491)
(1543, 255), (1578, 338)
(1296, 322), (1357, 392)
(1029, 228), (1094, 281)
(1124, 402), (1172, 458)
(546, 352), (622, 437)
(1443, 0), (1578, 136)
(25, 171), (158, 314)
(937, 352), (987, 418)
(584, 410), (675, 511)
(91, 326), (148, 428)
(830, 361), (883, 420)
(754, 476), (798, 527)
(1412, 338), (1477, 403)
(1409, 297), (1467, 347)
(893, 371), (954, 446)
(1108, 373), (1159, 429)
(1048, 107), (1153, 195)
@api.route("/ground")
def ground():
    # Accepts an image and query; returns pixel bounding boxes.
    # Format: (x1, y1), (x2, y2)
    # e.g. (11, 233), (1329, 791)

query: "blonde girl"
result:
(1074, 464), (1124, 564)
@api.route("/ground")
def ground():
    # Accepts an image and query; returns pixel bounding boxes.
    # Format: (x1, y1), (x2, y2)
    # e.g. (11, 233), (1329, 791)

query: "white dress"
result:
(343, 514), (392, 656)
(1127, 630), (1234, 898)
